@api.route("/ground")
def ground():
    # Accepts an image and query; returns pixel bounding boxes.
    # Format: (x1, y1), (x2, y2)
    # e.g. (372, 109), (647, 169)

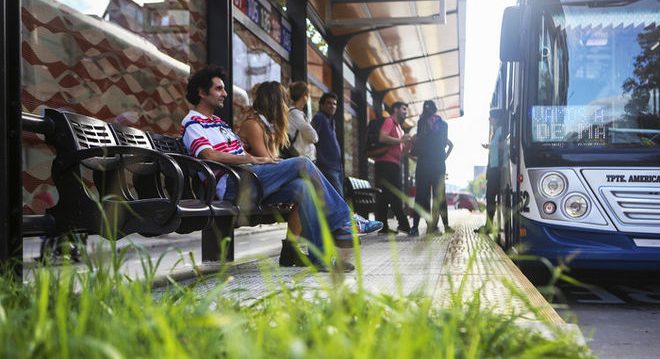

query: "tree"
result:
(466, 173), (486, 199)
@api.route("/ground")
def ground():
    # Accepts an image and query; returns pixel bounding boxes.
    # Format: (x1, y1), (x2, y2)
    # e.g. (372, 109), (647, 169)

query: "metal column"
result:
(207, 0), (234, 127)
(354, 71), (369, 179)
(204, 0), (234, 261)
(1, 0), (23, 277)
(287, 0), (308, 82)
(327, 37), (348, 166)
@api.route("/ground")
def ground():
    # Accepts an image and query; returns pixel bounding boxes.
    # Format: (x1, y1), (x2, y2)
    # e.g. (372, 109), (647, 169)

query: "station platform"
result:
(22, 210), (581, 340)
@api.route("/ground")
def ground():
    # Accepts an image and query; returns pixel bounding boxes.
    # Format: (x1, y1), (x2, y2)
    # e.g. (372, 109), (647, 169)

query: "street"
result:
(552, 270), (660, 358)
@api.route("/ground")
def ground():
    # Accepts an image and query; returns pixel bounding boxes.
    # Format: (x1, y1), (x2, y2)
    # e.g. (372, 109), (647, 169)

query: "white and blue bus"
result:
(495, 0), (659, 269)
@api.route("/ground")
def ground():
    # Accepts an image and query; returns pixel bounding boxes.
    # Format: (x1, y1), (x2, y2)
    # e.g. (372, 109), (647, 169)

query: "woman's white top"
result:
(287, 107), (318, 161)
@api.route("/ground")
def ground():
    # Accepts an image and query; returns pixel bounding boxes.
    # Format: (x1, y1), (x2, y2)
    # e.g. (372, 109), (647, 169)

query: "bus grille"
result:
(601, 187), (660, 233)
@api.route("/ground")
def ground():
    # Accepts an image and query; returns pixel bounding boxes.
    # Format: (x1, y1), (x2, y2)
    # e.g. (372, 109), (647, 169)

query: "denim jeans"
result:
(319, 166), (344, 197)
(224, 157), (350, 263)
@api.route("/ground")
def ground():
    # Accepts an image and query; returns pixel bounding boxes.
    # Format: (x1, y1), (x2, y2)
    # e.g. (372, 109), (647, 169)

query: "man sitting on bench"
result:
(181, 65), (382, 272)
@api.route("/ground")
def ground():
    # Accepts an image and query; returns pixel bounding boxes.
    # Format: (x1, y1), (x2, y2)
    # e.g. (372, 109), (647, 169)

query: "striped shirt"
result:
(180, 110), (245, 199)
(181, 110), (245, 157)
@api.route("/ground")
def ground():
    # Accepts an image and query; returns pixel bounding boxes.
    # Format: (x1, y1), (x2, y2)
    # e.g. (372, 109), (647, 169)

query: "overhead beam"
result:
(331, 0), (439, 3)
(357, 48), (458, 78)
(327, 1), (450, 28)
(382, 74), (460, 93)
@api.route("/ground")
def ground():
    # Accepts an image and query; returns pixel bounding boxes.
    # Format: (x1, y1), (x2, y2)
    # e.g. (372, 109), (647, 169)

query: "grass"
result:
(0, 179), (592, 358)
(0, 236), (593, 359)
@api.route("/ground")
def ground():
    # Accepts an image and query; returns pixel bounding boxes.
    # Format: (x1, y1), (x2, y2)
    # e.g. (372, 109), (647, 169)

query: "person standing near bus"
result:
(410, 100), (454, 236)
(312, 92), (344, 196)
(375, 101), (413, 235)
(477, 110), (504, 233)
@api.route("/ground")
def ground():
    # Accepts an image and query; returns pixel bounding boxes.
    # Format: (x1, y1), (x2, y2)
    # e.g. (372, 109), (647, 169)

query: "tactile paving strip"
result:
(188, 213), (563, 325)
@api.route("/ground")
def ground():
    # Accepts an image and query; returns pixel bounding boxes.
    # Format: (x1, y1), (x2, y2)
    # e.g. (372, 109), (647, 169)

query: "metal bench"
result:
(344, 176), (381, 218)
(145, 131), (294, 261)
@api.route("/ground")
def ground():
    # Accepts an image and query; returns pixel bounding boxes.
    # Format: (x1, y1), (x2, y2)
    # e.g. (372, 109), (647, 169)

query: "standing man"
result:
(312, 92), (343, 196)
(477, 109), (504, 233)
(375, 101), (413, 234)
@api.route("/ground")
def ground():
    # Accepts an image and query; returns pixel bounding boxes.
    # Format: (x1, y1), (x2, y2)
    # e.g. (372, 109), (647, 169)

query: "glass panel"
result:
(21, 0), (206, 214)
(531, 0), (659, 149)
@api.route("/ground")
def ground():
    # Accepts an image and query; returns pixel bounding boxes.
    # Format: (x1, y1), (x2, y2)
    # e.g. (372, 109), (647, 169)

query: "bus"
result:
(494, 0), (660, 269)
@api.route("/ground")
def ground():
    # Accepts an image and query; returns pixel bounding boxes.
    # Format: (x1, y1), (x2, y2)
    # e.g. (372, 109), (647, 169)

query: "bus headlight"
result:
(540, 172), (566, 197)
(564, 194), (589, 218)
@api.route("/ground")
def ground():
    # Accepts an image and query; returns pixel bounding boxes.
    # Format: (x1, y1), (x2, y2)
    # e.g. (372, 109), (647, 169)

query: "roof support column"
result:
(327, 36), (349, 168)
(287, 0), (308, 82)
(0, 0), (23, 277)
(354, 71), (369, 179)
(207, 1), (234, 126)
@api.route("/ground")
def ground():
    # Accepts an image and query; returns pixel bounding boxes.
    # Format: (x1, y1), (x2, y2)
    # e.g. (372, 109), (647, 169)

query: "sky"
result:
(445, 0), (516, 190)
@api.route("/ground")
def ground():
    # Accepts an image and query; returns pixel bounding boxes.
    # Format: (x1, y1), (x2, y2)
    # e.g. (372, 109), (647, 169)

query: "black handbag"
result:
(280, 130), (300, 158)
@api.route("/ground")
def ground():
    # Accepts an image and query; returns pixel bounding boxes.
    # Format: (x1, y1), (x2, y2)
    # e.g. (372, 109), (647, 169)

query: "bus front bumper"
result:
(518, 217), (660, 270)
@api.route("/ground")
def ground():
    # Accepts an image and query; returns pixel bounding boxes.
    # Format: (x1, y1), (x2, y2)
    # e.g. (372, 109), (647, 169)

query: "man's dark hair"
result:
(186, 65), (228, 105)
(319, 92), (338, 106)
(391, 101), (407, 112)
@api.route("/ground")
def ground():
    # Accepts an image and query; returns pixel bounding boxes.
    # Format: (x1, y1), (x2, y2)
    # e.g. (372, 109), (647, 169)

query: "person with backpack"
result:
(312, 92), (344, 196)
(374, 101), (413, 235)
(284, 81), (318, 160)
(409, 100), (454, 236)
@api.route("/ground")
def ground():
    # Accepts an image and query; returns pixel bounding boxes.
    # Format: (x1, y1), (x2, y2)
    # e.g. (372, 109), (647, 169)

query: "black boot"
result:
(279, 240), (309, 267)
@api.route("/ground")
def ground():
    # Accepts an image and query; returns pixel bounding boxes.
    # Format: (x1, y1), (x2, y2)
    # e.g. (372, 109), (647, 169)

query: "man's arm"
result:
(445, 139), (454, 158)
(378, 118), (411, 145)
(198, 148), (275, 165)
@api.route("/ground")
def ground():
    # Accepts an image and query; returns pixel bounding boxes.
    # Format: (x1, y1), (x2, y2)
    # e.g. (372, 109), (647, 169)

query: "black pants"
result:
(486, 166), (500, 224)
(375, 161), (410, 230)
(412, 163), (448, 230)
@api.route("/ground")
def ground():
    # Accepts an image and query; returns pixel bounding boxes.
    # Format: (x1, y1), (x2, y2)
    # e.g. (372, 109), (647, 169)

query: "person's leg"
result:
(412, 166), (432, 231)
(319, 167), (344, 197)
(375, 161), (390, 229)
(250, 157), (350, 231)
(385, 163), (410, 231)
(434, 169), (450, 232)
(485, 167), (499, 226)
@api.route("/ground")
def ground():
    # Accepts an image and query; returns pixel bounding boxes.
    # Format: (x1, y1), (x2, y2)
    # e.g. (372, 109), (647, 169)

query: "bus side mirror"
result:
(500, 6), (523, 62)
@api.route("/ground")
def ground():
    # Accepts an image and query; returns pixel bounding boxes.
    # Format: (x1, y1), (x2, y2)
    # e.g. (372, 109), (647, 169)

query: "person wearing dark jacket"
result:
(312, 92), (344, 196)
(410, 100), (454, 236)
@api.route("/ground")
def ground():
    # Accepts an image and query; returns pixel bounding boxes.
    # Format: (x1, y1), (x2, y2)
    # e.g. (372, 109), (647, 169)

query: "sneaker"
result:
(397, 225), (412, 234)
(315, 259), (355, 273)
(334, 217), (383, 241)
(444, 226), (455, 234)
(378, 228), (398, 234)
(426, 226), (440, 235)
(409, 227), (419, 237)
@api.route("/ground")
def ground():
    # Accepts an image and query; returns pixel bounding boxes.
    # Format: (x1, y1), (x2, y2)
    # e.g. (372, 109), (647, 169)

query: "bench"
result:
(344, 176), (381, 218)
(22, 109), (292, 263)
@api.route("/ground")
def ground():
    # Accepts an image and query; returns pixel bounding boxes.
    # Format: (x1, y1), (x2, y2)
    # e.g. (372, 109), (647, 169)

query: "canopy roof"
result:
(309, 0), (466, 121)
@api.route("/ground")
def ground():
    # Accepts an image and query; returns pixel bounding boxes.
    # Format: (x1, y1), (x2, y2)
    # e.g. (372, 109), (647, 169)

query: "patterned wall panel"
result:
(21, 0), (206, 215)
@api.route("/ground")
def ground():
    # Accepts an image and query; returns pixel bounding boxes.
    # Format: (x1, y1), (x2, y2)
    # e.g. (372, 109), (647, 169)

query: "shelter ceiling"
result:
(309, 0), (465, 120)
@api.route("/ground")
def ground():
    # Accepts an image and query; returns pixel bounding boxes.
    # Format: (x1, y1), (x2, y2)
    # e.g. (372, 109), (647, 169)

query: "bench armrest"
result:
(56, 146), (184, 206)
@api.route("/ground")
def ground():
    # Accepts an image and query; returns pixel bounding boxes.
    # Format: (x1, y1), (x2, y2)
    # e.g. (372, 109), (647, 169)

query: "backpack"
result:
(279, 130), (300, 158)
(365, 118), (389, 158)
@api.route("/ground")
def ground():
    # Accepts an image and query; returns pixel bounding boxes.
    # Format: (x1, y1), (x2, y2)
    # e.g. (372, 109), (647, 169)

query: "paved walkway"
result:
(22, 210), (582, 341)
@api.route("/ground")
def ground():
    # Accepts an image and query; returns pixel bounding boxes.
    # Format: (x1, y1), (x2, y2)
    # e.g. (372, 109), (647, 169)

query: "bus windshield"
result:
(530, 0), (659, 149)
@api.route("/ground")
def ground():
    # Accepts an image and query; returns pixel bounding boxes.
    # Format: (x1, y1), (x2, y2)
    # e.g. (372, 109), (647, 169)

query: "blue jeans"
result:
(224, 157), (350, 263)
(319, 167), (344, 197)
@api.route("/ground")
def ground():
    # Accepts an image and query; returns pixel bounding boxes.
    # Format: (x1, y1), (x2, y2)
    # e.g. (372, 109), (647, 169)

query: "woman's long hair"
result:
(251, 81), (290, 155)
(417, 100), (438, 133)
